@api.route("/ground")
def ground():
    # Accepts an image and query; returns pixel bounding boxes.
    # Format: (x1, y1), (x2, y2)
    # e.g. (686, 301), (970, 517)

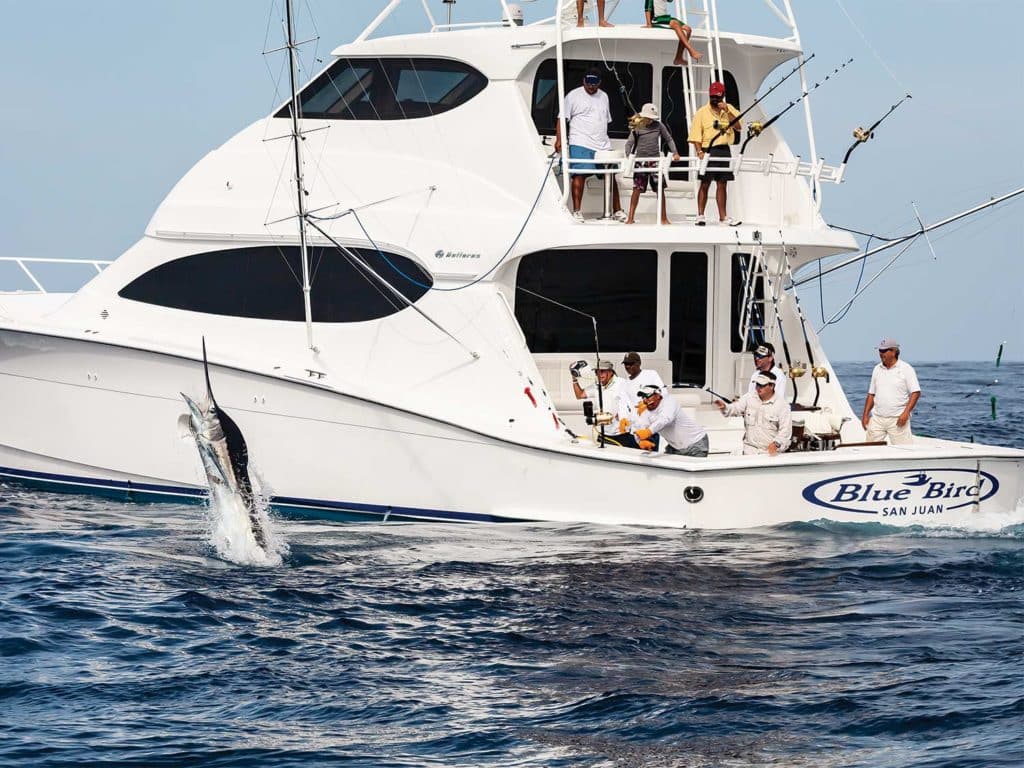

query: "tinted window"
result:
(531, 59), (653, 139)
(118, 246), (432, 322)
(669, 251), (707, 385)
(276, 57), (488, 120)
(730, 252), (765, 352)
(514, 249), (657, 352)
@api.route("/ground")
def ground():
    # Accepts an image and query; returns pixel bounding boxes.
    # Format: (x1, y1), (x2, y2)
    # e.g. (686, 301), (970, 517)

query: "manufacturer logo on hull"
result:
(802, 468), (999, 517)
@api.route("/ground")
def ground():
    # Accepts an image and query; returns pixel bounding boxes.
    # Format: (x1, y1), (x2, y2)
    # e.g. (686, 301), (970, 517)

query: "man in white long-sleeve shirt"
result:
(748, 342), (786, 402)
(632, 385), (709, 457)
(717, 371), (792, 455)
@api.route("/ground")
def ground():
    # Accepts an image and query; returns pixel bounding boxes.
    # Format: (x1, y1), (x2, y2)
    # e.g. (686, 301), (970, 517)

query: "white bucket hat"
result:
(639, 102), (660, 120)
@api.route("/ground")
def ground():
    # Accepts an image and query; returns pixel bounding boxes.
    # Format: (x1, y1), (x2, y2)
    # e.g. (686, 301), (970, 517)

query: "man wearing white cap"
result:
(748, 342), (786, 402)
(632, 384), (708, 456)
(715, 370), (792, 455)
(862, 338), (921, 445)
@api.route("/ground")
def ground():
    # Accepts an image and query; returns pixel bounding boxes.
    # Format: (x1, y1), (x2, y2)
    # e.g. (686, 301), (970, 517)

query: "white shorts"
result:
(866, 414), (913, 445)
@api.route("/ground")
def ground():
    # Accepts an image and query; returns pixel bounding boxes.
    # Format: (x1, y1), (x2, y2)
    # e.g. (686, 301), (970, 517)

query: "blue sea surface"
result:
(1, 362), (1022, 767)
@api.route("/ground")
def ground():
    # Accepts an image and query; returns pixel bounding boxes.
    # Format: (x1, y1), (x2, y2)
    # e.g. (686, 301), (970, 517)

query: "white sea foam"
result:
(205, 481), (287, 566)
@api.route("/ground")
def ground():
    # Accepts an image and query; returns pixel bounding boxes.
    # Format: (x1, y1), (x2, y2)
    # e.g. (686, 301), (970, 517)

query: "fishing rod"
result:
(741, 57), (854, 154)
(703, 54), (816, 153)
(673, 382), (734, 403)
(840, 94), (911, 168)
(516, 286), (610, 448)
(775, 230), (823, 408)
(706, 54), (816, 150)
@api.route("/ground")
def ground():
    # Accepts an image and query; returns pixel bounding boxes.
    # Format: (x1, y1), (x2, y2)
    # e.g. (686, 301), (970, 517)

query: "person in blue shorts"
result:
(554, 70), (626, 222)
(644, 0), (703, 65)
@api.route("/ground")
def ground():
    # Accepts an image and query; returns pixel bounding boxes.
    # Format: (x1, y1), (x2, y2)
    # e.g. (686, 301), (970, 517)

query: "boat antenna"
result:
(702, 54), (815, 154)
(740, 57), (853, 154)
(284, 0), (316, 352)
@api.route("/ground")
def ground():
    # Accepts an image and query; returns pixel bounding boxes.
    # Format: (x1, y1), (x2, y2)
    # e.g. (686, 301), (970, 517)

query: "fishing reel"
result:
(747, 121), (764, 138)
(788, 361), (807, 378)
(811, 365), (831, 382)
(853, 126), (873, 143)
(581, 400), (614, 427)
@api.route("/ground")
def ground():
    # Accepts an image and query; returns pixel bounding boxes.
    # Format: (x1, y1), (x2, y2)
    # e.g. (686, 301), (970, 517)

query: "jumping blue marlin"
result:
(180, 340), (267, 551)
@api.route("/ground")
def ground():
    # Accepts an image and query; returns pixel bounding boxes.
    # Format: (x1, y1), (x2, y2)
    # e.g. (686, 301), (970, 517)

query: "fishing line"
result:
(833, 0), (912, 96)
(333, 154), (557, 293)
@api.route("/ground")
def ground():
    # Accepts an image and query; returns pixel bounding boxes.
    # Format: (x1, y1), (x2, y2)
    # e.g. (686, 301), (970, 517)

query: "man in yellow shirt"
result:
(687, 81), (741, 226)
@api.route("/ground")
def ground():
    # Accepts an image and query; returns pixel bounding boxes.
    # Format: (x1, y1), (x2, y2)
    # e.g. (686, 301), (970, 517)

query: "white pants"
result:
(866, 414), (913, 445)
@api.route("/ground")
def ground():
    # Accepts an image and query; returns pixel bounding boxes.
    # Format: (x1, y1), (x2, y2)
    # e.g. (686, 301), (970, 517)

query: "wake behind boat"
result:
(0, 1), (1021, 529)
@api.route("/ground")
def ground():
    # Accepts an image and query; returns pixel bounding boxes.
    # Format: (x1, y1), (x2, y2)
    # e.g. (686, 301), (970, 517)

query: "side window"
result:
(531, 59), (654, 140)
(118, 246), (432, 322)
(276, 57), (488, 120)
(514, 249), (658, 352)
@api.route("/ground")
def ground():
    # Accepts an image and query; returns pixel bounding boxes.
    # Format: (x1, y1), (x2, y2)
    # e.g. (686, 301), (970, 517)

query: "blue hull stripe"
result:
(0, 465), (524, 524)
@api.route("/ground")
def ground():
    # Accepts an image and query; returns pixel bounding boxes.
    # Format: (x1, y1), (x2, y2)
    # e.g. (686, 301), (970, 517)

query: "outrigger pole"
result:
(284, 0), (316, 352)
(792, 186), (1024, 287)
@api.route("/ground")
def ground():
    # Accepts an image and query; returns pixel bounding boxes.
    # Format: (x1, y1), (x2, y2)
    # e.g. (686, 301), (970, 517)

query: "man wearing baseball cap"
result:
(748, 342), (786, 402)
(616, 352), (666, 434)
(632, 384), (709, 456)
(861, 338), (921, 445)
(687, 81), (741, 226)
(715, 370), (792, 455)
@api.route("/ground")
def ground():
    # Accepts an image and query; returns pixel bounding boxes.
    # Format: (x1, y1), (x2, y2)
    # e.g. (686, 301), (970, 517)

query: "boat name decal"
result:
(435, 249), (481, 260)
(802, 468), (999, 516)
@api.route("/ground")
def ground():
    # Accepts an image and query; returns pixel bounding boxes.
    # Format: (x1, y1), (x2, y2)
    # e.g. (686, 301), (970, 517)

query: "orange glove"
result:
(638, 439), (655, 451)
(619, 418), (630, 433)
(636, 402), (647, 415)
(635, 428), (652, 440)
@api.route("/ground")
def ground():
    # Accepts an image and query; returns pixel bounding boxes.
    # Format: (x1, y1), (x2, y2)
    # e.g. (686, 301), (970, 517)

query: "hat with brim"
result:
(595, 359), (614, 371)
(637, 384), (661, 399)
(639, 103), (659, 120)
(877, 338), (900, 350)
(753, 345), (772, 359)
(753, 373), (775, 387)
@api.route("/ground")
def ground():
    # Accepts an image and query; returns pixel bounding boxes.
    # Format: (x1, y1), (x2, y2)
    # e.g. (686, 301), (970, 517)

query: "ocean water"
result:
(1, 362), (1021, 767)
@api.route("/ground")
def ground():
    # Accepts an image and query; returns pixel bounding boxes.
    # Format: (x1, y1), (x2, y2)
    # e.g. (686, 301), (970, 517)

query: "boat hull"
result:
(1, 330), (1022, 529)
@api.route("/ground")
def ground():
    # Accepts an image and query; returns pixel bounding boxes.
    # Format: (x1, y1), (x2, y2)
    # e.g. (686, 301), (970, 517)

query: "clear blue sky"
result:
(1, 1), (1021, 361)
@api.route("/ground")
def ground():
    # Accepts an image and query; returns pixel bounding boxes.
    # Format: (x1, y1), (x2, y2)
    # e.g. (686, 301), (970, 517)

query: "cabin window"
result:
(118, 245), (432, 322)
(669, 251), (708, 385)
(531, 59), (654, 140)
(276, 57), (488, 120)
(730, 252), (765, 352)
(514, 249), (657, 352)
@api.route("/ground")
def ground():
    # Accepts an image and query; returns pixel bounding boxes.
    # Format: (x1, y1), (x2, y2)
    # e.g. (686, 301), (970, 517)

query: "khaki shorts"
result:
(866, 415), (913, 445)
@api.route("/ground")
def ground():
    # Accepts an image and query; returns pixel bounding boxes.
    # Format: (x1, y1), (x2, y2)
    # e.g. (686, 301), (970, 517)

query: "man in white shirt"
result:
(618, 351), (665, 431)
(554, 70), (625, 222)
(717, 371), (792, 455)
(748, 342), (786, 402)
(633, 384), (709, 457)
(571, 359), (627, 421)
(861, 337), (921, 445)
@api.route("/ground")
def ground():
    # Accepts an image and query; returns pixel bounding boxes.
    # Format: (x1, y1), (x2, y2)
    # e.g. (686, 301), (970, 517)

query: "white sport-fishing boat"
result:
(1, 0), (1021, 528)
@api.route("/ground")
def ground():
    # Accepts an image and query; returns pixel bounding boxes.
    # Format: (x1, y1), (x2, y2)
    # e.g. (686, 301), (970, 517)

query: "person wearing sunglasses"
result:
(687, 81), (741, 226)
(748, 342), (786, 402)
(861, 338), (920, 445)
(715, 371), (792, 455)
(631, 385), (709, 456)
(555, 70), (626, 222)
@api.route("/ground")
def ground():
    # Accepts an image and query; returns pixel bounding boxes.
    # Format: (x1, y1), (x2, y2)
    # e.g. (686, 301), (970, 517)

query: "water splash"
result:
(204, 482), (287, 566)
